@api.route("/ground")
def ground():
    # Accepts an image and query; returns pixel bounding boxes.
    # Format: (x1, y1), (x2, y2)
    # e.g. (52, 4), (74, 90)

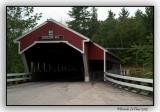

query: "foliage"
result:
(88, 7), (99, 39)
(67, 7), (153, 75)
(67, 7), (99, 38)
(67, 7), (91, 37)
(118, 8), (129, 21)
(7, 7), (42, 73)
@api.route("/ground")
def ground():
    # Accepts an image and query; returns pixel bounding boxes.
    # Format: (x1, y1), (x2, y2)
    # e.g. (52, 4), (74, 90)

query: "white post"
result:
(21, 53), (29, 73)
(82, 53), (89, 82)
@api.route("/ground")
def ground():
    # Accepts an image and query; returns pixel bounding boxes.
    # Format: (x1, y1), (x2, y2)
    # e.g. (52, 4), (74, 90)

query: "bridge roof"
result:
(14, 19), (119, 61)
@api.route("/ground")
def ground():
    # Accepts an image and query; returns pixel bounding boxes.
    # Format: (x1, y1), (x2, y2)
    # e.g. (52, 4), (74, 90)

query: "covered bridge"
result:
(15, 19), (121, 82)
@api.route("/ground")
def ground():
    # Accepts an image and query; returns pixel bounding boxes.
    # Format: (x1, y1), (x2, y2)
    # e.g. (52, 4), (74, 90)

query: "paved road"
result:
(7, 82), (153, 105)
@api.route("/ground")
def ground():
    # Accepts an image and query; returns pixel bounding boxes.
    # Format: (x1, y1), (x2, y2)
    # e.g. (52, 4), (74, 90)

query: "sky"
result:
(34, 7), (146, 25)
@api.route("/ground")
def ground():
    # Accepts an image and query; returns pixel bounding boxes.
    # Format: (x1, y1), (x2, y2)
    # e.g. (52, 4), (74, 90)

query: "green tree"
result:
(93, 10), (117, 48)
(108, 10), (116, 20)
(135, 9), (143, 19)
(114, 7), (153, 75)
(67, 7), (91, 37)
(7, 7), (42, 73)
(143, 7), (153, 35)
(88, 7), (99, 39)
(118, 7), (129, 21)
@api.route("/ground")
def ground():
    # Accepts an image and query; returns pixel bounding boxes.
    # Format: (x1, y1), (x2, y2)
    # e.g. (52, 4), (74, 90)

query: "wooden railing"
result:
(7, 73), (31, 84)
(104, 72), (153, 94)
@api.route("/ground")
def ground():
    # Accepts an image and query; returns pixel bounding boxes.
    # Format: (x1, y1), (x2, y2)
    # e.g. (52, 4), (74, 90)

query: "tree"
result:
(107, 10), (116, 20)
(135, 9), (143, 19)
(88, 7), (99, 38)
(118, 7), (129, 21)
(114, 7), (153, 75)
(67, 7), (91, 37)
(143, 7), (154, 36)
(93, 10), (117, 48)
(7, 7), (42, 73)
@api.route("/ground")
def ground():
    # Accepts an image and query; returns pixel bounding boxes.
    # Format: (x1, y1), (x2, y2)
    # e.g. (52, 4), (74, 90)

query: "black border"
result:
(6, 6), (154, 106)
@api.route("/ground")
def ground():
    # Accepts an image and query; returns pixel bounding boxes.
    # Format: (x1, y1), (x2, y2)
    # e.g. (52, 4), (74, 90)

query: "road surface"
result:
(7, 82), (153, 105)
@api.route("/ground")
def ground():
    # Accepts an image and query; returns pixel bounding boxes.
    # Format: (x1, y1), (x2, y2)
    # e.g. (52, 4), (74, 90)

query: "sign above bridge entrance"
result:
(41, 30), (64, 40)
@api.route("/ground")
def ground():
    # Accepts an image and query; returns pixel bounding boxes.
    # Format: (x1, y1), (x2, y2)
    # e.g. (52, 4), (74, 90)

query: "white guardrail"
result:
(104, 72), (153, 92)
(7, 73), (31, 83)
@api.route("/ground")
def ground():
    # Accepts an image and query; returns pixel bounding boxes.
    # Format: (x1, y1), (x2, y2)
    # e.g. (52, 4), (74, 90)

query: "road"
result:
(7, 82), (153, 105)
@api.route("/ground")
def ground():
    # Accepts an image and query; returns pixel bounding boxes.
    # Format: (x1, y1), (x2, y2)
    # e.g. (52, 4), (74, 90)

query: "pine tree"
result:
(118, 7), (129, 21)
(88, 7), (99, 38)
(67, 7), (90, 36)
(143, 7), (153, 35)
(135, 9), (143, 19)
(107, 10), (115, 20)
(93, 10), (117, 48)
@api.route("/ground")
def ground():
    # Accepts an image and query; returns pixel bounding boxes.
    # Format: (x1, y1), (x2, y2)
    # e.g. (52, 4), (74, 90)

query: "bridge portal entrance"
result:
(24, 43), (84, 81)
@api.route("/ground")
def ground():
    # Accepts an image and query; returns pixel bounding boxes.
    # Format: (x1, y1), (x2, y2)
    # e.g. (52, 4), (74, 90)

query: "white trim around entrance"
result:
(18, 41), (83, 54)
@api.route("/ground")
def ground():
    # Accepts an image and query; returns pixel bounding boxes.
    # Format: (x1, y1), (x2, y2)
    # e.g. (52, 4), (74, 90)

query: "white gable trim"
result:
(48, 19), (90, 41)
(92, 42), (106, 52)
(65, 42), (83, 53)
(15, 19), (90, 43)
(92, 42), (120, 60)
(18, 41), (83, 54)
(19, 42), (36, 54)
(14, 21), (48, 42)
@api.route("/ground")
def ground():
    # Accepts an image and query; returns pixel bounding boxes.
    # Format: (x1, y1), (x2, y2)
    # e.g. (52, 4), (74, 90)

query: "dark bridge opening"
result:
(89, 60), (104, 81)
(24, 43), (84, 82)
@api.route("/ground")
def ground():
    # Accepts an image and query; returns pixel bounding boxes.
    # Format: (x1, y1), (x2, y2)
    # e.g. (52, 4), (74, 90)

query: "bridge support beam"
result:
(21, 53), (29, 73)
(82, 53), (89, 82)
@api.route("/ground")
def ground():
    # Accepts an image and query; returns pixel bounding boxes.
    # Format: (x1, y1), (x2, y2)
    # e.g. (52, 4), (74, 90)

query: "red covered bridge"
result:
(15, 19), (121, 82)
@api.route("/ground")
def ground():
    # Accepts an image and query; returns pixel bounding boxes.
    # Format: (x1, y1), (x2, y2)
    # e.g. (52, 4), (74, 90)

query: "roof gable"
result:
(15, 19), (93, 53)
(15, 19), (90, 42)
(14, 19), (120, 60)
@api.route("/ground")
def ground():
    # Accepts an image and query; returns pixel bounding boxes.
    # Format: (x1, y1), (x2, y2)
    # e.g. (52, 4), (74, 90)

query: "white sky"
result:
(34, 7), (146, 25)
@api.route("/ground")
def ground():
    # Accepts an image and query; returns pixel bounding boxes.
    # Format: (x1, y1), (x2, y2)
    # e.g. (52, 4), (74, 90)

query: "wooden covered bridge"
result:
(14, 19), (120, 82)
(7, 19), (153, 105)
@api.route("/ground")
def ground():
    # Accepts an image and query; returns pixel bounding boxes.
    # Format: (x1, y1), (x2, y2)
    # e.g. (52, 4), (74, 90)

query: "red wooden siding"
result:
(20, 23), (51, 51)
(50, 22), (85, 51)
(88, 43), (104, 60)
(19, 21), (86, 52)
